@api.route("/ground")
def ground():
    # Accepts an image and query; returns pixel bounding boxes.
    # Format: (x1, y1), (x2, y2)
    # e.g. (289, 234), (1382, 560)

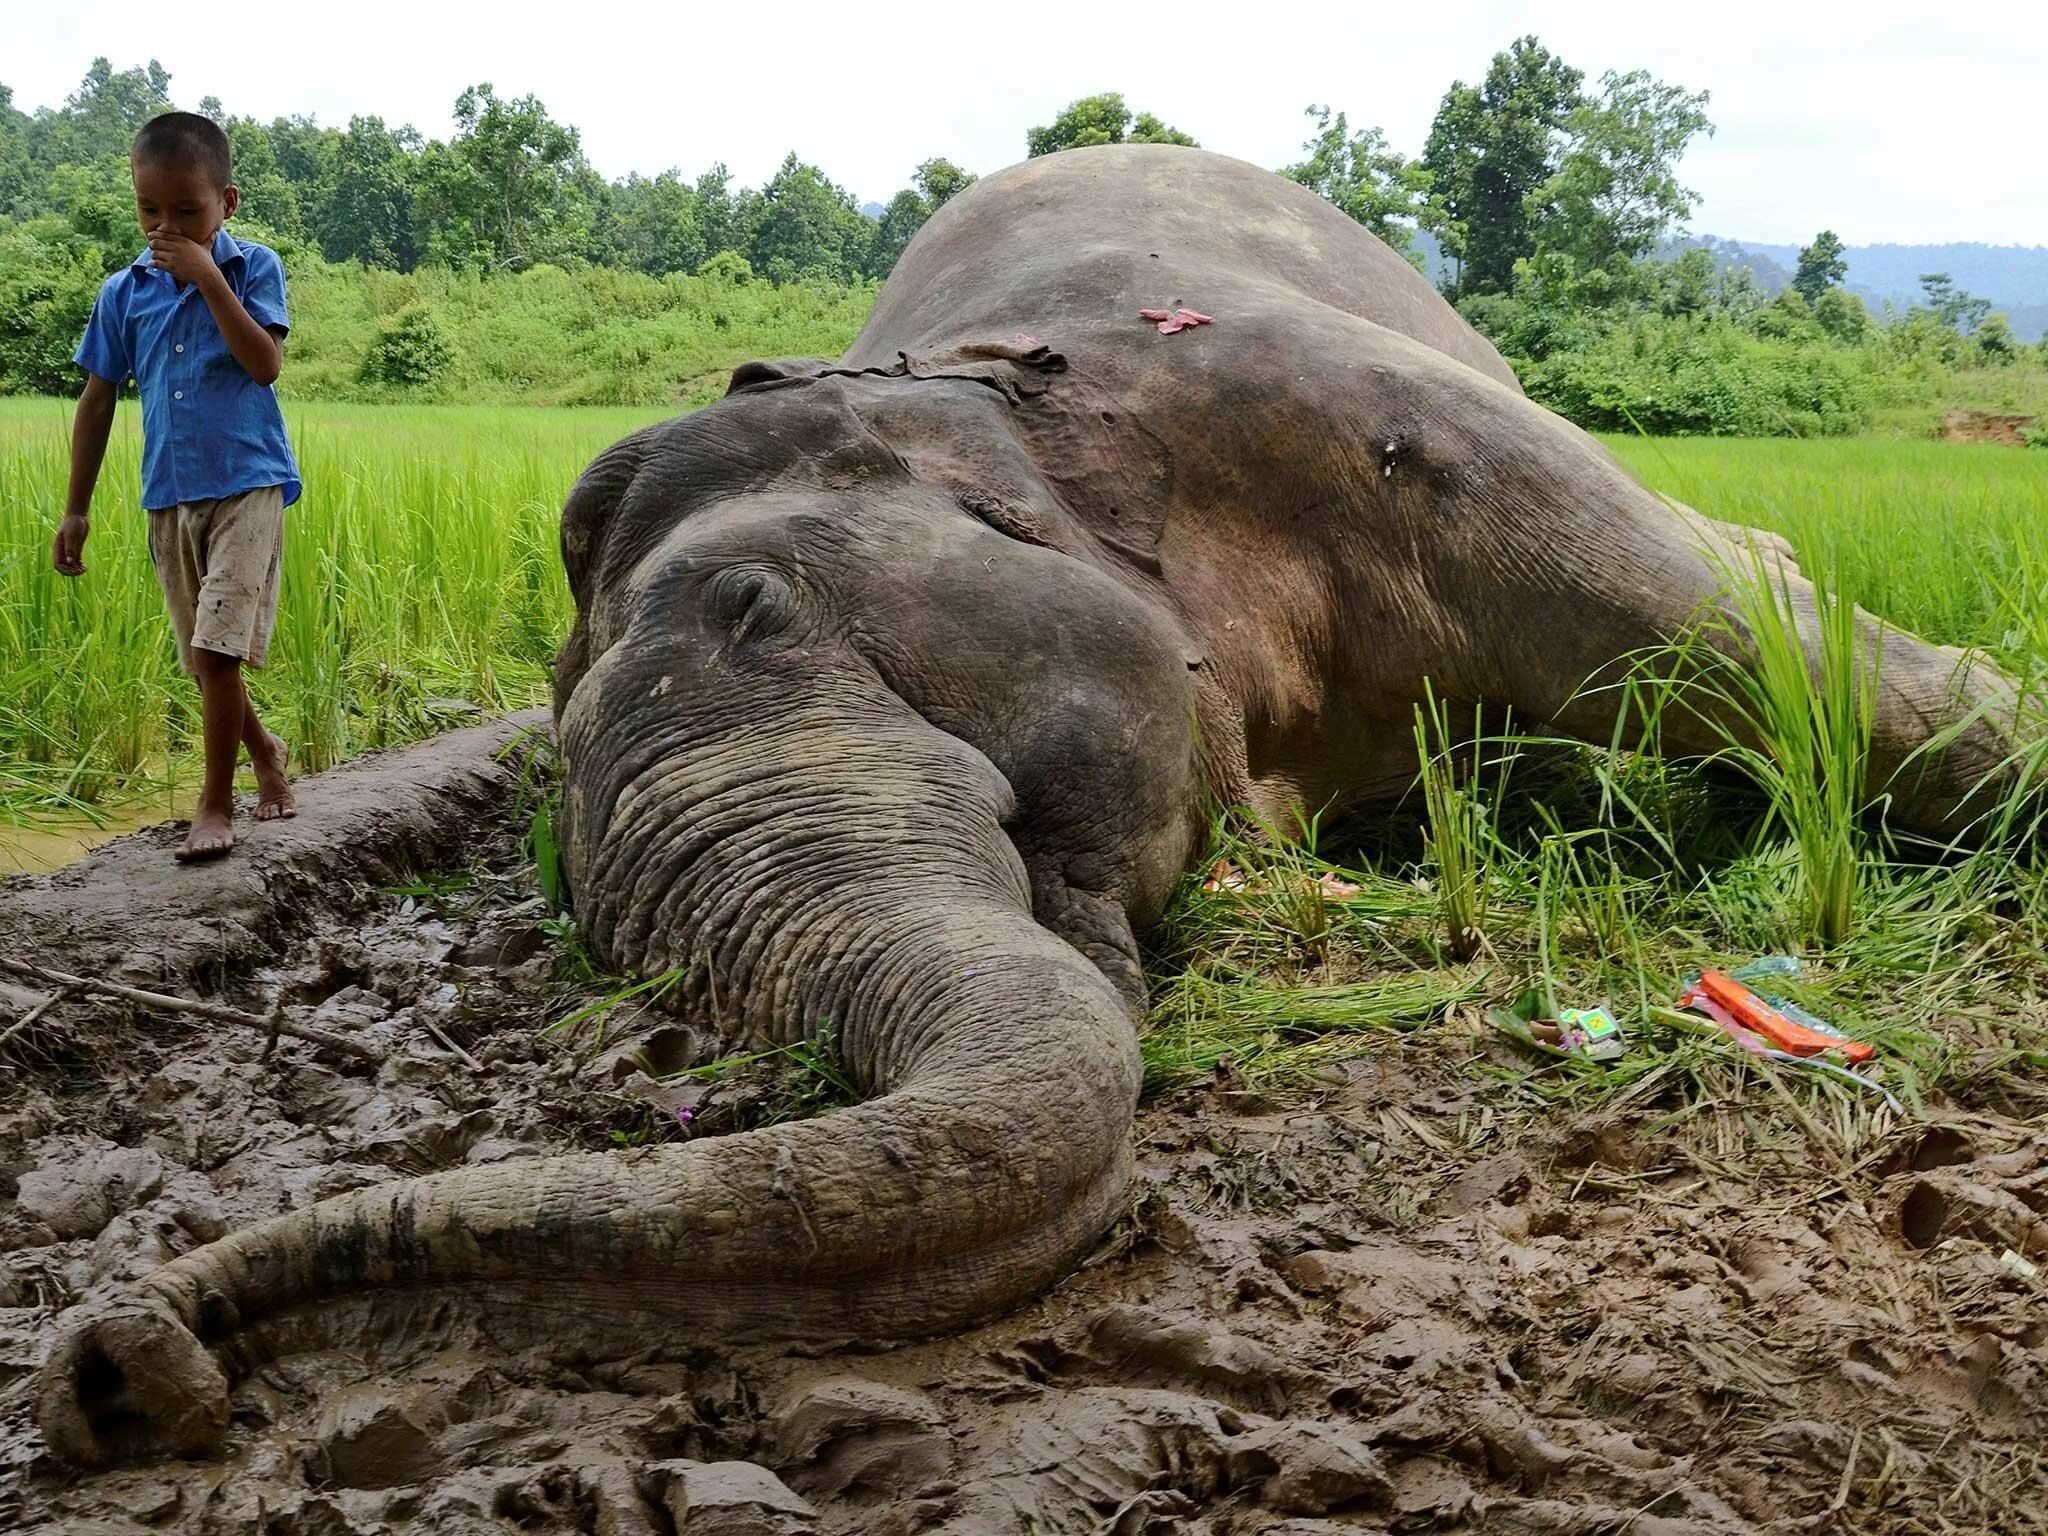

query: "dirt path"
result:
(4, 728), (2045, 1534)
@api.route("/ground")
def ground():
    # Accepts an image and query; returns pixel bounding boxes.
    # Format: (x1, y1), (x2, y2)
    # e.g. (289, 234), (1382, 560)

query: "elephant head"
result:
(34, 357), (1209, 1466)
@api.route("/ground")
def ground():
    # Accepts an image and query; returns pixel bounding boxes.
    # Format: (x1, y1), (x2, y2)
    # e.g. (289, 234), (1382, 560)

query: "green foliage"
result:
(914, 157), (976, 209)
(1919, 272), (1993, 335)
(1284, 106), (1429, 258)
(0, 222), (107, 394)
(745, 152), (872, 284)
(1813, 286), (1869, 343)
(1422, 36), (1585, 296)
(1517, 314), (1875, 437)
(1628, 551), (1879, 947)
(318, 117), (420, 269)
(1531, 69), (1712, 278)
(281, 257), (870, 407)
(1973, 314), (2020, 364)
(1425, 40), (1708, 301)
(358, 304), (455, 388)
(413, 84), (599, 272)
(1412, 684), (1507, 961)
(1026, 93), (1196, 157)
(1793, 230), (1847, 304)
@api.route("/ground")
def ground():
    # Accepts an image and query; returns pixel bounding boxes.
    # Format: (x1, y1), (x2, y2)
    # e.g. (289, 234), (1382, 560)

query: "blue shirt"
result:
(74, 229), (302, 512)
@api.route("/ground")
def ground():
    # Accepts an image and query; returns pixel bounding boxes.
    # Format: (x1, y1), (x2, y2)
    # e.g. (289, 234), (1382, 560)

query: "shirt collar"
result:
(129, 227), (247, 274)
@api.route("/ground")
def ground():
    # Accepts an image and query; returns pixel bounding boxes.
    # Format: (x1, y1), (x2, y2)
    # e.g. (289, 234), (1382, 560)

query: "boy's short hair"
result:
(131, 112), (233, 189)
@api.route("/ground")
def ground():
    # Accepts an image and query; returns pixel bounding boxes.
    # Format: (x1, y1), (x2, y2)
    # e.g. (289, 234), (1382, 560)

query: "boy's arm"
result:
(146, 232), (283, 385)
(55, 374), (118, 577)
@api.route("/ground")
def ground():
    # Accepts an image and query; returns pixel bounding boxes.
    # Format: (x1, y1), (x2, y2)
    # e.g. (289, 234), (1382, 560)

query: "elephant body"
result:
(37, 146), (2010, 1467)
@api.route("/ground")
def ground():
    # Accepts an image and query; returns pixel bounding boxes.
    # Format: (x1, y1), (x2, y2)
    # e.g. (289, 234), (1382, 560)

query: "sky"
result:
(4, 0), (2044, 248)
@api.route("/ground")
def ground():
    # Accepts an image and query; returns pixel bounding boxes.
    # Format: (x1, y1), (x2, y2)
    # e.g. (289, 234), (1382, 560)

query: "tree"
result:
(1919, 272), (1992, 335)
(914, 157), (975, 209)
(862, 157), (980, 279)
(609, 169), (706, 277)
(0, 85), (34, 216)
(746, 152), (870, 284)
(414, 84), (596, 270)
(868, 189), (930, 278)
(51, 58), (173, 164)
(1421, 36), (1583, 297)
(691, 164), (743, 260)
(1792, 230), (1847, 304)
(1973, 313), (2019, 363)
(1285, 105), (1429, 258)
(223, 118), (303, 239)
(1813, 286), (1868, 343)
(1130, 112), (1197, 147)
(1026, 93), (1195, 157)
(319, 116), (420, 269)
(1530, 69), (1710, 279)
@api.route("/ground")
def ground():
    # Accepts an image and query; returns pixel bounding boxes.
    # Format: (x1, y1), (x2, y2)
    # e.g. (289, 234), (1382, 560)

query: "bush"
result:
(0, 224), (108, 396)
(1521, 316), (1873, 437)
(358, 305), (456, 388)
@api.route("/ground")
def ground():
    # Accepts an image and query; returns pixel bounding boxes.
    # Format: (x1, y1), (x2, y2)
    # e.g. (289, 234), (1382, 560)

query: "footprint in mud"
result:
(1889, 1127), (2046, 1258)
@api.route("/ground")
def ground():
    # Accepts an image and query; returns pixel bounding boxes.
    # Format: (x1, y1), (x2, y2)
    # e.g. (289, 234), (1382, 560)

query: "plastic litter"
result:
(1489, 989), (1627, 1062)
(1678, 967), (1874, 1065)
(2000, 1249), (2041, 1281)
(1676, 959), (1900, 1111)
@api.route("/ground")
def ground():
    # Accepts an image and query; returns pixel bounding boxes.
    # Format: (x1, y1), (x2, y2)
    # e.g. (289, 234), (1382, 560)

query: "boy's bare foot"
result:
(176, 804), (235, 862)
(252, 733), (296, 822)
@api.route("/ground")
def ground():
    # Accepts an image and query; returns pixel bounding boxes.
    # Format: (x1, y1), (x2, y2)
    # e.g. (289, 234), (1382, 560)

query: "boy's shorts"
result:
(147, 486), (285, 676)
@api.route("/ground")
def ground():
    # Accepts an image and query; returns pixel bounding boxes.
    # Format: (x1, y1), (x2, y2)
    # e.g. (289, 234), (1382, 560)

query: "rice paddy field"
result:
(0, 397), (668, 856)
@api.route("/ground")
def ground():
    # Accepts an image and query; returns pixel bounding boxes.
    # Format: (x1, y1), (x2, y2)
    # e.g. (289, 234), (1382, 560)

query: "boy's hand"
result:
(53, 513), (89, 576)
(146, 230), (220, 288)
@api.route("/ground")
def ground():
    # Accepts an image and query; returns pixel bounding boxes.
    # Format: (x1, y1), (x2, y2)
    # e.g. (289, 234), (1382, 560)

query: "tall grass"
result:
(0, 397), (667, 825)
(1412, 683), (1505, 961)
(1626, 547), (1881, 947)
(1603, 436), (2048, 655)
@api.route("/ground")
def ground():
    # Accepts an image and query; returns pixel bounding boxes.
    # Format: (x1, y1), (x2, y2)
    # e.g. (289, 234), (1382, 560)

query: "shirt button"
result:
(173, 390), (184, 400)
(175, 343), (184, 353)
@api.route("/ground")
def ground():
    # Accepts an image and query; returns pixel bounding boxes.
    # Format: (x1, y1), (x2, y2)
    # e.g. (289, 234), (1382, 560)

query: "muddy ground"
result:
(3, 726), (2045, 1534)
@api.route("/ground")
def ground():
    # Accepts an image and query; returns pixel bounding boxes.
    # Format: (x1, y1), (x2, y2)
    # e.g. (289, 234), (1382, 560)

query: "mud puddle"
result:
(5, 810), (2047, 1532)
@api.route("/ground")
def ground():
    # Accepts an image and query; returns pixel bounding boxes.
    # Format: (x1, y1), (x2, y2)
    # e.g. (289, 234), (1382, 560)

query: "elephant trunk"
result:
(37, 678), (1142, 1467)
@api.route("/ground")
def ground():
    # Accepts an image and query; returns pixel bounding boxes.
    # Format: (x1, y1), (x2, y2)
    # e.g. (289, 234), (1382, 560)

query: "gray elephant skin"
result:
(36, 144), (2012, 1466)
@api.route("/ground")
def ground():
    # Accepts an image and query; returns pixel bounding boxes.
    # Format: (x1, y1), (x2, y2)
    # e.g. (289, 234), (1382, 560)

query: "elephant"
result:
(36, 144), (2016, 1467)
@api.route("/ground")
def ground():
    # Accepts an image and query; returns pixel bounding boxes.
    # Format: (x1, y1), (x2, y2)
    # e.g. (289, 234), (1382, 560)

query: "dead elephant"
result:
(37, 144), (2017, 1466)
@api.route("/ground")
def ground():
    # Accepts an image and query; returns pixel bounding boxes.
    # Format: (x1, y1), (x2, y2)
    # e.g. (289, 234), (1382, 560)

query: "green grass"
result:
(1601, 435), (2048, 654)
(283, 261), (875, 407)
(0, 396), (668, 831)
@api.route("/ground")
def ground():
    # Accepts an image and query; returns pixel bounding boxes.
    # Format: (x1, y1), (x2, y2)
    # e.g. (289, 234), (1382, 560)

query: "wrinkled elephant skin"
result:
(36, 145), (2015, 1467)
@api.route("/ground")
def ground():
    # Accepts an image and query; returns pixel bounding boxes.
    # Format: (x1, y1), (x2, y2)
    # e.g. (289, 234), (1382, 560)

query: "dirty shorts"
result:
(146, 485), (286, 675)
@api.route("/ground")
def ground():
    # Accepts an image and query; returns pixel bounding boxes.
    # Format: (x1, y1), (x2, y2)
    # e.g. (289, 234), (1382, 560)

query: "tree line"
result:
(3, 47), (2037, 431)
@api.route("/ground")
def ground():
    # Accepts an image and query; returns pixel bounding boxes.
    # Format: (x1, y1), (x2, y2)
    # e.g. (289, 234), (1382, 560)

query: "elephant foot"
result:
(36, 1296), (229, 1468)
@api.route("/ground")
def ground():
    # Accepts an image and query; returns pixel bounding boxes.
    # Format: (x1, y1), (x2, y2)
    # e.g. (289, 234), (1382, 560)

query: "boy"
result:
(54, 111), (301, 862)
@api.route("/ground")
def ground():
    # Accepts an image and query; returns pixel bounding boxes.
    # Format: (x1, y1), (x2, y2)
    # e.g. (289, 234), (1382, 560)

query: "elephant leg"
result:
(1491, 512), (2019, 840)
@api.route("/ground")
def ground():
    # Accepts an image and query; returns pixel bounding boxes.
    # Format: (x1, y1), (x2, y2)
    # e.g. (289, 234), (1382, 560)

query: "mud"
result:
(1938, 409), (2038, 447)
(5, 728), (2047, 1533)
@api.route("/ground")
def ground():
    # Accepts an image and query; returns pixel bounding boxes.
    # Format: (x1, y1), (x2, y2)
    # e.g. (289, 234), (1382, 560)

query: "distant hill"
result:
(1680, 237), (2048, 340)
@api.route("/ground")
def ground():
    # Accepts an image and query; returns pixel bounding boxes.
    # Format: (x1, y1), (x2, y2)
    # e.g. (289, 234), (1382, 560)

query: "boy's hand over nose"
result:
(53, 513), (89, 576)
(146, 230), (219, 287)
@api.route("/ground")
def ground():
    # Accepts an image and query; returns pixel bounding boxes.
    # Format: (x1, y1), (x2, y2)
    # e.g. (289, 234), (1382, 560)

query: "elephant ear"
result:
(726, 357), (843, 395)
(897, 342), (1173, 582)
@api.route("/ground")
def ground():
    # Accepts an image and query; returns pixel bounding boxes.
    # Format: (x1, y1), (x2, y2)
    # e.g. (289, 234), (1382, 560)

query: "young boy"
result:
(54, 111), (301, 862)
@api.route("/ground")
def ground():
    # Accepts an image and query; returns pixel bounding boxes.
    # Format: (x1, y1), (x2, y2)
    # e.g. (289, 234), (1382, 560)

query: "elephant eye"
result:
(704, 564), (797, 641)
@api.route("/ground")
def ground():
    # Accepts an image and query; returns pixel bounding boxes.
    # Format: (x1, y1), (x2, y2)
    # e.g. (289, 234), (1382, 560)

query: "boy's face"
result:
(130, 157), (239, 246)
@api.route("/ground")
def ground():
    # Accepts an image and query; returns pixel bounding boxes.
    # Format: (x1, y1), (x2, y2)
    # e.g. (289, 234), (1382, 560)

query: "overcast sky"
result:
(4, 0), (2042, 247)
